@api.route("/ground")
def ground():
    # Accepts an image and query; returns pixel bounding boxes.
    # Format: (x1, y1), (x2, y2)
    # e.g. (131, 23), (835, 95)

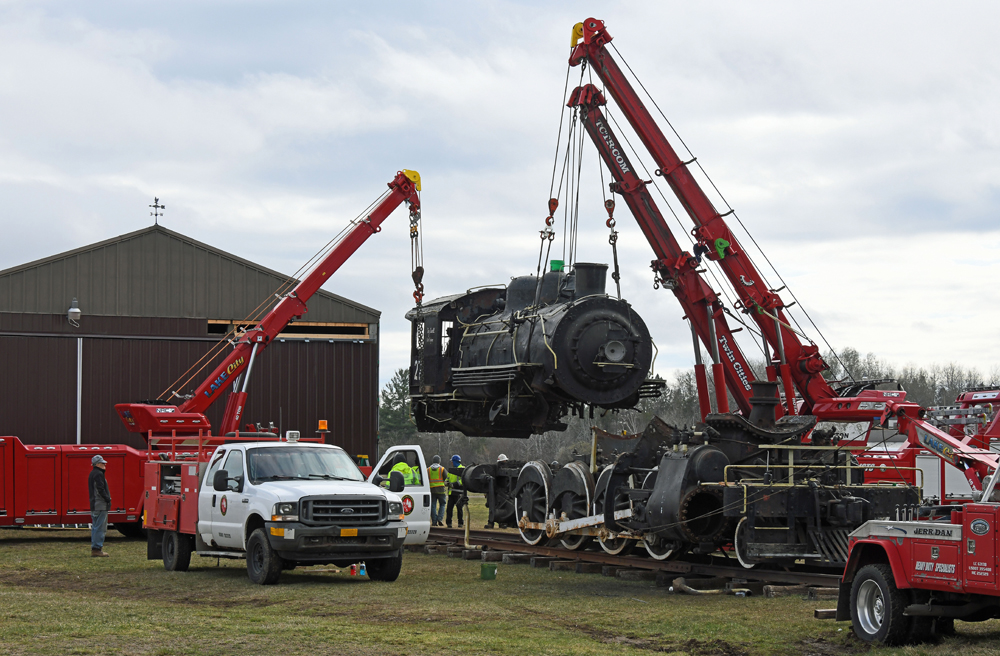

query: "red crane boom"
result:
(115, 169), (421, 439)
(567, 18), (897, 427)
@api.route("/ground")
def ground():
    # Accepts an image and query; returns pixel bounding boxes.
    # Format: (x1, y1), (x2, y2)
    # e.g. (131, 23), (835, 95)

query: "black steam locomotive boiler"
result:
(406, 263), (657, 438)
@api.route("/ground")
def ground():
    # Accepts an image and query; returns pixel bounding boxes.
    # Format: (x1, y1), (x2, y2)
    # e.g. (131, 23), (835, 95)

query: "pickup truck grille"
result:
(300, 497), (386, 526)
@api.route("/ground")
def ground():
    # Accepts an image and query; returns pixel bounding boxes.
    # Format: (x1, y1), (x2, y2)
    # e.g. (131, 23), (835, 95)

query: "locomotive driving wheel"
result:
(514, 461), (552, 546)
(643, 534), (679, 561)
(594, 465), (634, 556)
(551, 461), (595, 551)
(733, 516), (756, 569)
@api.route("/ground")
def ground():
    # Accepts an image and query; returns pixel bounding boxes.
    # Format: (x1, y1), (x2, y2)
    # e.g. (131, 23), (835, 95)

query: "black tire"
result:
(934, 617), (955, 637)
(850, 564), (911, 645)
(908, 616), (934, 644)
(162, 530), (191, 572)
(114, 522), (147, 539)
(246, 528), (283, 585)
(367, 549), (403, 582)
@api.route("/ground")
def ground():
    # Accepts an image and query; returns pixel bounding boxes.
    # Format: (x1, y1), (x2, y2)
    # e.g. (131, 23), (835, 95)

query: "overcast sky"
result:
(2, 1), (999, 391)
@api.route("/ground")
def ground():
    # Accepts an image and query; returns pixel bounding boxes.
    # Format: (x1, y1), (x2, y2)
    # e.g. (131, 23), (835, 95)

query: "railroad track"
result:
(427, 527), (841, 588)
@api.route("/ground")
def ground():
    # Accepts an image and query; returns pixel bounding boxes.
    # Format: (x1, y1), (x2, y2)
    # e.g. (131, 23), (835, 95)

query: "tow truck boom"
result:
(116, 169), (422, 438)
(567, 18), (898, 426)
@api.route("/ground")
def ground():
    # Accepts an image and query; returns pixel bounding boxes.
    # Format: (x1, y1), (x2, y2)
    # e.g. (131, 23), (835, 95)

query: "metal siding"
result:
(0, 228), (378, 323)
(0, 226), (377, 324)
(1, 321), (377, 455)
(0, 335), (76, 445)
(244, 339), (377, 457)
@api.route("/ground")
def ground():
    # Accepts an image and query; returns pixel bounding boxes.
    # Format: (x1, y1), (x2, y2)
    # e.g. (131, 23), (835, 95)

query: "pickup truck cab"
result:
(145, 435), (409, 584)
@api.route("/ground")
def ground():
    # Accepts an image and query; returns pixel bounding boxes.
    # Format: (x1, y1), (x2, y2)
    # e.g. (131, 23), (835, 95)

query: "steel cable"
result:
(608, 43), (853, 381)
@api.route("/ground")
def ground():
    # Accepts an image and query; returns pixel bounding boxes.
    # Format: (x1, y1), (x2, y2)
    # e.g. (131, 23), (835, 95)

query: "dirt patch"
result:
(796, 636), (869, 655)
(299, 602), (492, 627)
(0, 568), (283, 609)
(561, 622), (749, 654)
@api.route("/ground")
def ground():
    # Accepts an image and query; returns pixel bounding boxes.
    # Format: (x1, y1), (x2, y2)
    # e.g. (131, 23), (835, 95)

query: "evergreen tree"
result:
(378, 368), (416, 449)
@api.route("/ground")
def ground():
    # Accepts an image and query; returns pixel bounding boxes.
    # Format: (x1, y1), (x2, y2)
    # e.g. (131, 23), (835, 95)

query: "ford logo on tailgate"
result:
(341, 508), (354, 514)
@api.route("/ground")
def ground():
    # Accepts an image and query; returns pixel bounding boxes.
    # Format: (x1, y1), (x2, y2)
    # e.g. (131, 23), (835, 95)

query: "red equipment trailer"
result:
(0, 437), (146, 534)
(0, 170), (422, 536)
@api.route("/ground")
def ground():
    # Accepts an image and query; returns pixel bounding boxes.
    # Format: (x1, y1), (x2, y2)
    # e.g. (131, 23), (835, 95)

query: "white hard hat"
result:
(497, 454), (508, 462)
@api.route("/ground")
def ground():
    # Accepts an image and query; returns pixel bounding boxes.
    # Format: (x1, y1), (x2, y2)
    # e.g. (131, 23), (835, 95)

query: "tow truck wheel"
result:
(367, 548), (403, 582)
(851, 564), (910, 645)
(246, 528), (283, 585)
(162, 530), (191, 572)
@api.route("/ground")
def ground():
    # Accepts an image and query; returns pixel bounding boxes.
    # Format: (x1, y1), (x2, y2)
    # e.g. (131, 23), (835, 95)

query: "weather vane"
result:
(150, 197), (165, 225)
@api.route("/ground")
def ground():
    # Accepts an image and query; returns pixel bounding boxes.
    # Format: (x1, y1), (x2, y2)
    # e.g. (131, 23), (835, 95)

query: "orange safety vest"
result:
(427, 464), (447, 490)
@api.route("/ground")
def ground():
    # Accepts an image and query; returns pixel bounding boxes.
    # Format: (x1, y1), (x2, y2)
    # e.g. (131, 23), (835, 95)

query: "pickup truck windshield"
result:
(247, 447), (365, 483)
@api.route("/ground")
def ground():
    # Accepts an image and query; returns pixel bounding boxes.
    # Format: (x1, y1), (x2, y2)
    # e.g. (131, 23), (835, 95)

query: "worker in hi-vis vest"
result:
(427, 455), (448, 526)
(446, 454), (466, 528)
(384, 453), (420, 486)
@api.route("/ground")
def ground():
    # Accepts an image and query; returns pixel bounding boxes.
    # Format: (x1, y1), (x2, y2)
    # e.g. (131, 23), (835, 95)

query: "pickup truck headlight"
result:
(388, 501), (404, 521)
(271, 502), (299, 522)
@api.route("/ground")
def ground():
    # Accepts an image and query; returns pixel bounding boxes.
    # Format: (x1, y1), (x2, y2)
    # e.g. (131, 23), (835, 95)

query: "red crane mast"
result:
(567, 18), (895, 427)
(115, 170), (422, 440)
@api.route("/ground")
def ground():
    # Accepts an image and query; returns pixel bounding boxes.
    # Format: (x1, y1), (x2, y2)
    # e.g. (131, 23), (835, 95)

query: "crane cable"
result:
(159, 188), (393, 401)
(602, 108), (769, 364)
(608, 43), (854, 382)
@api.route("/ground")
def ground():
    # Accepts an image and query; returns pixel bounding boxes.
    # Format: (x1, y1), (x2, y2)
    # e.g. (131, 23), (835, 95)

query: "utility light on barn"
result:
(67, 298), (81, 327)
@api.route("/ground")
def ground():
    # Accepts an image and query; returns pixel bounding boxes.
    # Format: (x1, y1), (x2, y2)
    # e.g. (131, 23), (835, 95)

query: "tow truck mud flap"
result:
(147, 529), (163, 560)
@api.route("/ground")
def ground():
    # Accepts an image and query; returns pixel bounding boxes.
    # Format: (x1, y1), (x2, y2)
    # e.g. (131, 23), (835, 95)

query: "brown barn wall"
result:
(0, 315), (377, 455)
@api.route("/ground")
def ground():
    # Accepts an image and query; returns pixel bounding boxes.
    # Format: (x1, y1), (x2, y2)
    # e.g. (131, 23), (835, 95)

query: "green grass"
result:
(2, 523), (1000, 655)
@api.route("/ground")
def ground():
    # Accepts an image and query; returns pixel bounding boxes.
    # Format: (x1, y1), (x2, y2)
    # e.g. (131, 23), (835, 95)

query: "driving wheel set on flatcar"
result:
(463, 381), (921, 568)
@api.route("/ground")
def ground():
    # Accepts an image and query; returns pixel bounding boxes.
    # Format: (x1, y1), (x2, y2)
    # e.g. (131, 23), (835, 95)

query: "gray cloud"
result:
(1, 1), (998, 391)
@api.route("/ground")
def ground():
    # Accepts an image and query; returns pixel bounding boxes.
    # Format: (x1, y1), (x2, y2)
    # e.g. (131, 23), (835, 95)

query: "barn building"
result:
(0, 225), (380, 457)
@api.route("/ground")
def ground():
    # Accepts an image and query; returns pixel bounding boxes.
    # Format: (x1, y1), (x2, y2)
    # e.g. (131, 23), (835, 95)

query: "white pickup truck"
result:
(145, 436), (423, 584)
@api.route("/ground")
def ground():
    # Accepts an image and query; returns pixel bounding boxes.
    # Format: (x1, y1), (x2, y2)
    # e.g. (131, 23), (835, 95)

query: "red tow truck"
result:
(836, 399), (1000, 644)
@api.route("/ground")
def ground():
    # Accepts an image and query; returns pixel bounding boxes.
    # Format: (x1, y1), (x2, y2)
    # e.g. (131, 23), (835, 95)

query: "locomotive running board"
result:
(518, 508), (633, 534)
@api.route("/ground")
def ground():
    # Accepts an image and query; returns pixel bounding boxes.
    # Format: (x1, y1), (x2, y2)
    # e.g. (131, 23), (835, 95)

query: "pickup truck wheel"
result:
(366, 549), (403, 582)
(246, 528), (283, 585)
(851, 564), (910, 645)
(162, 530), (191, 572)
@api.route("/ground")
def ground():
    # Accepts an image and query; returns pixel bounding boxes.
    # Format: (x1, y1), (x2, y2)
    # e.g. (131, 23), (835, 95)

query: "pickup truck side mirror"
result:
(372, 474), (384, 486)
(388, 470), (405, 493)
(213, 470), (229, 492)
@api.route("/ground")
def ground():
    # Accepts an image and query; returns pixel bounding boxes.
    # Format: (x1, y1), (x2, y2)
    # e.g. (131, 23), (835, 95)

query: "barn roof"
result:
(0, 225), (379, 324)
